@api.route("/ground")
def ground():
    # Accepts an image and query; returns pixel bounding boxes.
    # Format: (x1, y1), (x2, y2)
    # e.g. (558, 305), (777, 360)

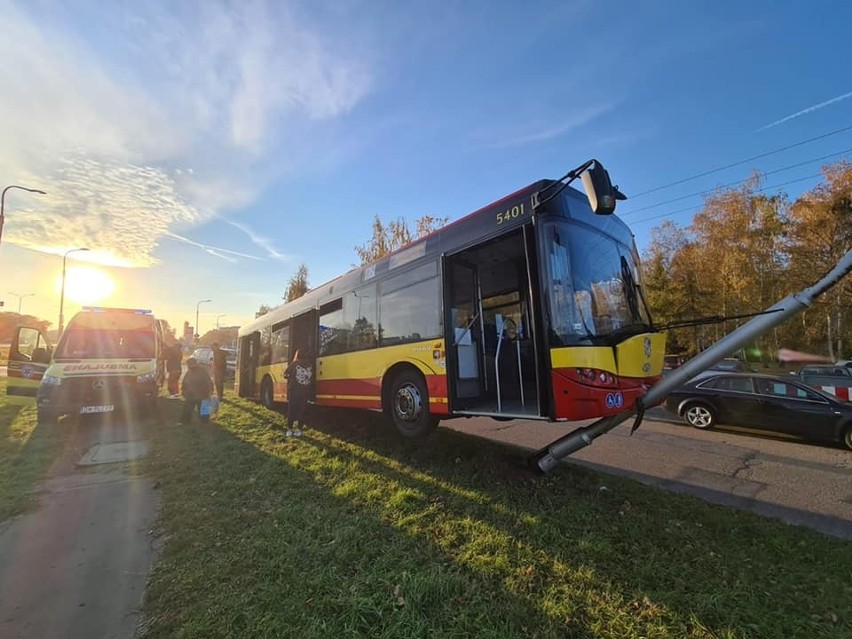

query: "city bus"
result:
(236, 160), (666, 436)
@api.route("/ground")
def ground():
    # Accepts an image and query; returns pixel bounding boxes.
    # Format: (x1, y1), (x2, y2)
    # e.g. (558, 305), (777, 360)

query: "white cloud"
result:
(226, 221), (292, 262)
(163, 232), (263, 263)
(758, 90), (852, 131)
(0, 1), (372, 266)
(7, 155), (201, 267)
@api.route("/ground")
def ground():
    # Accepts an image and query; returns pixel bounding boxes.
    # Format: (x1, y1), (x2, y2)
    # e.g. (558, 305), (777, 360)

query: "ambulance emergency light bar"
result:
(82, 306), (153, 315)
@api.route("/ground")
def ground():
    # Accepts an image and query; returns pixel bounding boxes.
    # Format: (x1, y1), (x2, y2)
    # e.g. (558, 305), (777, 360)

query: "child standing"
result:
(284, 349), (313, 437)
(179, 357), (213, 425)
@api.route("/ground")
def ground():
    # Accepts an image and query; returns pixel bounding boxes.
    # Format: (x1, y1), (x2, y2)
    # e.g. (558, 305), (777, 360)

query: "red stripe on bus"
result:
(318, 378), (382, 397)
(317, 376), (448, 401)
(426, 375), (449, 402)
(320, 397), (380, 410)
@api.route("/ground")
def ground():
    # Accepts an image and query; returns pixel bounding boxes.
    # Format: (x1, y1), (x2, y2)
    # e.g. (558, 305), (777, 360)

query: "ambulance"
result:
(6, 307), (165, 424)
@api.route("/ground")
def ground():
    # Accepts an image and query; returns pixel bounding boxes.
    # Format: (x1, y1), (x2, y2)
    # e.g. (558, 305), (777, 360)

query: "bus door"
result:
(444, 259), (484, 406)
(290, 309), (317, 403)
(238, 331), (261, 398)
(6, 326), (52, 405)
(444, 227), (543, 419)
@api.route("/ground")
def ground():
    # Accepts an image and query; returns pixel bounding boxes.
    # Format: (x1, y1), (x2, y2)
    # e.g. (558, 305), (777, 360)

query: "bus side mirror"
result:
(581, 162), (627, 215)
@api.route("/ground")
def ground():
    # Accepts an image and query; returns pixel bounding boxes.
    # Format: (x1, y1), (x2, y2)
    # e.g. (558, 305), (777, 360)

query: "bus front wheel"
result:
(388, 370), (438, 438)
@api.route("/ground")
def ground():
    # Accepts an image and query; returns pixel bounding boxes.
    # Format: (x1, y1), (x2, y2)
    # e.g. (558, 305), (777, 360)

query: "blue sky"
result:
(1, 0), (851, 335)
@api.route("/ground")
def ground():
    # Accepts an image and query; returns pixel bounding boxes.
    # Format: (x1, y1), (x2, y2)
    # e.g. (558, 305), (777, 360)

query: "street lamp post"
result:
(0, 185), (47, 248)
(215, 313), (226, 330)
(195, 299), (212, 343)
(7, 291), (35, 314)
(58, 248), (90, 336)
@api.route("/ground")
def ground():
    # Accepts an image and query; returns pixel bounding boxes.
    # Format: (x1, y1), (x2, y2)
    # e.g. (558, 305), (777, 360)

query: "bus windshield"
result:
(546, 221), (651, 346)
(56, 329), (156, 359)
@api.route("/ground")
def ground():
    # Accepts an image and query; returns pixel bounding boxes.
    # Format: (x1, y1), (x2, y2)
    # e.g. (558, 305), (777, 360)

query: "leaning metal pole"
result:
(531, 249), (852, 474)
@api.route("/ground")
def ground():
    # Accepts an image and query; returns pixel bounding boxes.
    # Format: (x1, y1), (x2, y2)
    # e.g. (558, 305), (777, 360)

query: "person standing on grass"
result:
(284, 348), (313, 438)
(179, 357), (213, 425)
(166, 342), (183, 399)
(211, 342), (227, 399)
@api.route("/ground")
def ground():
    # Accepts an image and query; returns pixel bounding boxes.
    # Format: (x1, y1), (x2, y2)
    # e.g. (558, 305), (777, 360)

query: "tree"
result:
(256, 304), (271, 318)
(643, 175), (791, 360)
(786, 161), (852, 358)
(642, 221), (717, 355)
(199, 327), (238, 348)
(284, 264), (310, 302)
(0, 312), (51, 344)
(355, 214), (448, 265)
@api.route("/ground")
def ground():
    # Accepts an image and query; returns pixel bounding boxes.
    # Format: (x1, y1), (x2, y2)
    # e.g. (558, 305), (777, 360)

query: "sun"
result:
(58, 266), (115, 304)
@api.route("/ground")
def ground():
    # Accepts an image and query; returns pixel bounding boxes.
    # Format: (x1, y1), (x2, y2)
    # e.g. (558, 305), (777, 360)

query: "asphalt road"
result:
(446, 408), (852, 539)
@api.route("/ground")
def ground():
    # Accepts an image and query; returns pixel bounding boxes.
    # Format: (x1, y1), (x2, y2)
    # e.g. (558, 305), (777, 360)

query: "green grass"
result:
(141, 396), (852, 638)
(0, 379), (71, 520)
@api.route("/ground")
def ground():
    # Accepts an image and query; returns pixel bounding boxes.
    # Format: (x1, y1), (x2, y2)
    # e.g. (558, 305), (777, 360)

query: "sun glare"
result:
(57, 266), (116, 304)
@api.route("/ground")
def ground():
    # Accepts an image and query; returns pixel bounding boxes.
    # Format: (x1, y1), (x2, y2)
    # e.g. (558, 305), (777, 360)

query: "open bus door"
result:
(238, 331), (261, 398)
(443, 226), (544, 419)
(290, 309), (318, 403)
(6, 326), (52, 405)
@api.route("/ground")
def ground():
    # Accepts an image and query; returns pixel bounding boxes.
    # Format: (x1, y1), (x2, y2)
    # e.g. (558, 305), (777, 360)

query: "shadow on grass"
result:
(141, 397), (852, 638)
(0, 380), (75, 521)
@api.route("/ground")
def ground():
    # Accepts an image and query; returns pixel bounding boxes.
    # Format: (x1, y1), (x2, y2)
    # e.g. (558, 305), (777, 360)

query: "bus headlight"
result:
(137, 372), (157, 384)
(41, 374), (63, 386)
(573, 368), (616, 387)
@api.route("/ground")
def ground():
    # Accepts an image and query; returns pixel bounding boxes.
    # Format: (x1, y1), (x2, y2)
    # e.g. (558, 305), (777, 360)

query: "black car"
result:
(665, 373), (852, 450)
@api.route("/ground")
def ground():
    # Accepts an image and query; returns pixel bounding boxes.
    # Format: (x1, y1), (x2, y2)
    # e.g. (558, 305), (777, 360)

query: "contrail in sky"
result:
(759, 90), (852, 130)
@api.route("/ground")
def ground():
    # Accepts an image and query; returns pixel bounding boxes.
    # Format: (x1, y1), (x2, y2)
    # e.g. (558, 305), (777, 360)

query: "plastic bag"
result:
(208, 395), (220, 413)
(200, 398), (212, 417)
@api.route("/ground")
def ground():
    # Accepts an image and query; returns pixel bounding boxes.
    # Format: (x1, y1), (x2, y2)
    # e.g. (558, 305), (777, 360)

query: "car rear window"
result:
(755, 379), (824, 401)
(699, 376), (753, 392)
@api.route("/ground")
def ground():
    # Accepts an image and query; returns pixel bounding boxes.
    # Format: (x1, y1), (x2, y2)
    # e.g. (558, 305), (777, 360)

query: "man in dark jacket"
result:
(179, 357), (213, 424)
(284, 349), (313, 437)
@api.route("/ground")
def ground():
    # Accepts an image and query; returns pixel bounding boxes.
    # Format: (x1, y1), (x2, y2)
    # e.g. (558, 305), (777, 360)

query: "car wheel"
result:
(261, 377), (274, 409)
(682, 402), (716, 429)
(387, 370), (438, 438)
(843, 424), (852, 451)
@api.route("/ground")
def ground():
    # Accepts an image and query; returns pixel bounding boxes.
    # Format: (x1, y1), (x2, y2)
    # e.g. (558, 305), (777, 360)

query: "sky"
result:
(1, 0), (851, 336)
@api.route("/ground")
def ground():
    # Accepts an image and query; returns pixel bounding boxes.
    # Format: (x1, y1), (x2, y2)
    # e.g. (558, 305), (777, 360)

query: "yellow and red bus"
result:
(236, 160), (665, 436)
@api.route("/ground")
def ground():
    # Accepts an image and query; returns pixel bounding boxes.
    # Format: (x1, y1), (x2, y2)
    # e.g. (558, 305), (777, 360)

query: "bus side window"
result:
(271, 322), (290, 364)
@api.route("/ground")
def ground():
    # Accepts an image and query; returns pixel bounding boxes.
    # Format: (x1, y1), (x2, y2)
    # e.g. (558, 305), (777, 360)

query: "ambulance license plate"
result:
(80, 405), (115, 414)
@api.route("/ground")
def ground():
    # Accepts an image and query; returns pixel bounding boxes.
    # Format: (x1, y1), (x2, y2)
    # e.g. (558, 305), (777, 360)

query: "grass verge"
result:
(0, 379), (70, 521)
(141, 395), (852, 638)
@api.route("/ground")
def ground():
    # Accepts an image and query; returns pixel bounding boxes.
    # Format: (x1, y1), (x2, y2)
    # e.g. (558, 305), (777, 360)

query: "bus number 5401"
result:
(497, 203), (525, 225)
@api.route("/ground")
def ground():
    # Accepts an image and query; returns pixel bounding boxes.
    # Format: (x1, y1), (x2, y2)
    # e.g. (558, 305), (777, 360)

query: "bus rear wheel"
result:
(388, 370), (438, 438)
(261, 377), (275, 409)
